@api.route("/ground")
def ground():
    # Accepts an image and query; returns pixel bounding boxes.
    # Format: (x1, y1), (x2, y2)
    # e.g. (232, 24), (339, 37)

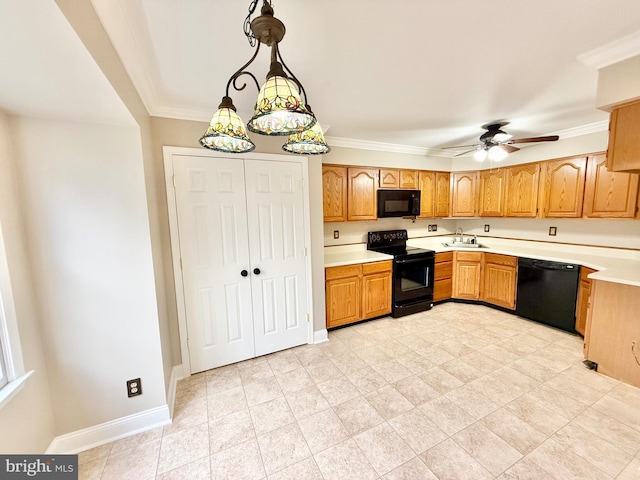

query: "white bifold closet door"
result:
(173, 155), (308, 373)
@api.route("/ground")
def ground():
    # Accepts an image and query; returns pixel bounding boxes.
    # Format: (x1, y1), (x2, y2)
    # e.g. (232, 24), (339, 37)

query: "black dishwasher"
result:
(515, 258), (580, 333)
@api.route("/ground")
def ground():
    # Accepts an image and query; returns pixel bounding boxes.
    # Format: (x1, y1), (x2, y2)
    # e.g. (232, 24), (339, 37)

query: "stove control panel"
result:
(367, 229), (408, 248)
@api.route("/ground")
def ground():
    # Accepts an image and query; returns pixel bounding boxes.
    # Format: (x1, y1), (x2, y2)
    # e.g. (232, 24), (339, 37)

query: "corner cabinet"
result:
(505, 163), (540, 217)
(583, 154), (639, 218)
(540, 156), (587, 218)
(607, 99), (640, 173)
(481, 253), (517, 310)
(325, 260), (392, 328)
(452, 251), (482, 300)
(322, 165), (348, 222)
(347, 167), (378, 221)
(451, 171), (478, 217)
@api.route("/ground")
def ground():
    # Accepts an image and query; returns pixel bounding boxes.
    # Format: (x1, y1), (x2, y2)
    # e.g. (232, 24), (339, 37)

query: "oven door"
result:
(394, 256), (434, 302)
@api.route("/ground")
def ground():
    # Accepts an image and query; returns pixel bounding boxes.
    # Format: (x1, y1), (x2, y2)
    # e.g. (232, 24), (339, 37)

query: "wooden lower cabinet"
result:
(585, 280), (640, 388)
(575, 266), (596, 337)
(452, 251), (482, 300)
(481, 253), (517, 310)
(325, 260), (392, 328)
(434, 251), (453, 302)
(362, 261), (393, 319)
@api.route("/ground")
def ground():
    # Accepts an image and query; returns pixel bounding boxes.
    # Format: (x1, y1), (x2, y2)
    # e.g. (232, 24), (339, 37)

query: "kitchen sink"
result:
(442, 242), (489, 249)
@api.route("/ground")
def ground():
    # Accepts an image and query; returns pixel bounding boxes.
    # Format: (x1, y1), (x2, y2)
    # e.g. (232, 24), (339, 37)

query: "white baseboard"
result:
(167, 364), (184, 419)
(46, 405), (171, 454)
(313, 329), (328, 344)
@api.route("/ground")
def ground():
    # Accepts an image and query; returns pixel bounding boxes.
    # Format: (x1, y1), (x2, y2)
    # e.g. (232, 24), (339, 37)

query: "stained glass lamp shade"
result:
(247, 75), (316, 135)
(282, 121), (330, 155)
(200, 97), (255, 153)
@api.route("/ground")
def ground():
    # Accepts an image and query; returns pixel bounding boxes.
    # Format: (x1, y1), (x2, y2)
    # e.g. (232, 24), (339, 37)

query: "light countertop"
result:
(325, 237), (640, 287)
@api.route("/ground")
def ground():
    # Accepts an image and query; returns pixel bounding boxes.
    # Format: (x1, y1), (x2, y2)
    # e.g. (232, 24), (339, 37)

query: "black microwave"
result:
(377, 189), (421, 217)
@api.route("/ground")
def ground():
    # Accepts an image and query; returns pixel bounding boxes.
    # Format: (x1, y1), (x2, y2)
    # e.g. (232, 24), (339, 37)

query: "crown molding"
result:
(578, 30), (640, 69)
(549, 120), (609, 139)
(324, 136), (449, 157)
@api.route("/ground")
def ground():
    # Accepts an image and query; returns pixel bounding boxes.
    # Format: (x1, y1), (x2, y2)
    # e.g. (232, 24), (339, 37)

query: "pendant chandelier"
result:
(200, 0), (330, 155)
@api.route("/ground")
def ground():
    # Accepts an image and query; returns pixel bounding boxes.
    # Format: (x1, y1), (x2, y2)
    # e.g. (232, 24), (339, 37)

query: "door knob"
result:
(240, 270), (248, 277)
(253, 268), (261, 275)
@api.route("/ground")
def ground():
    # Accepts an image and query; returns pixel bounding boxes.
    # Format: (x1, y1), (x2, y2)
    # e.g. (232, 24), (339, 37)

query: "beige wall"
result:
(0, 112), (56, 453)
(596, 55), (640, 110)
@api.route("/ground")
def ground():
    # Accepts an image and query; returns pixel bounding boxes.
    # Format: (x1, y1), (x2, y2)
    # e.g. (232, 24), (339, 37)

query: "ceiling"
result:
(3, 1), (640, 156)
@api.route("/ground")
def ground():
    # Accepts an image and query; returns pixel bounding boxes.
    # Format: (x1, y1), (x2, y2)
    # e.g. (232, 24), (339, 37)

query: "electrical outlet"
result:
(127, 378), (142, 397)
(549, 226), (557, 236)
(333, 230), (339, 239)
(427, 225), (433, 232)
(484, 224), (490, 232)
(432, 224), (437, 232)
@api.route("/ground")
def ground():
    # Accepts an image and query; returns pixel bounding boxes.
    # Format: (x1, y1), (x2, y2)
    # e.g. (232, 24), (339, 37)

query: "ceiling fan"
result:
(442, 122), (560, 161)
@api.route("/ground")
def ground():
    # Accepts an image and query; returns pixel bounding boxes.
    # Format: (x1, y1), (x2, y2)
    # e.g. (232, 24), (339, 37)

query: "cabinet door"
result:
(322, 165), (347, 222)
(452, 252), (482, 300)
(607, 99), (640, 173)
(575, 267), (596, 336)
(400, 170), (419, 189)
(418, 171), (435, 218)
(505, 163), (540, 217)
(379, 169), (399, 188)
(435, 172), (451, 217)
(481, 255), (517, 310)
(451, 171), (478, 217)
(478, 169), (505, 217)
(362, 271), (392, 319)
(326, 265), (362, 328)
(541, 156), (587, 218)
(348, 167), (378, 220)
(434, 252), (453, 302)
(584, 154), (639, 218)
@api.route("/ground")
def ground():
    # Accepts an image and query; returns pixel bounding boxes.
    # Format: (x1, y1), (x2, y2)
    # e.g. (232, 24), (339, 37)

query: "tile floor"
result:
(78, 303), (640, 479)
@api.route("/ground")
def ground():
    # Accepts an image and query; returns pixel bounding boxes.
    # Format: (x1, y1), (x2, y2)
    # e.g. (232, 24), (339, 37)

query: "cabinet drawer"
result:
(484, 253), (517, 267)
(362, 260), (393, 275)
(455, 251), (483, 262)
(434, 261), (453, 281)
(435, 251), (453, 263)
(434, 278), (452, 302)
(325, 264), (361, 281)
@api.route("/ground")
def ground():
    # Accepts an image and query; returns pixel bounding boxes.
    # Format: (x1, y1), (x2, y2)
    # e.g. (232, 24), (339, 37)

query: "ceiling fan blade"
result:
(500, 144), (519, 153)
(454, 149), (477, 157)
(510, 135), (559, 144)
(441, 144), (477, 149)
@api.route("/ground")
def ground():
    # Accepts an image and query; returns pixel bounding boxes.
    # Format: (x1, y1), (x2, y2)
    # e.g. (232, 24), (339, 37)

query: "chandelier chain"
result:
(244, 0), (272, 47)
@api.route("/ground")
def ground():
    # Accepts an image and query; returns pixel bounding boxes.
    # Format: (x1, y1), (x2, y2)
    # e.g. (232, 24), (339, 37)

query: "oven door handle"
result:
(395, 257), (432, 265)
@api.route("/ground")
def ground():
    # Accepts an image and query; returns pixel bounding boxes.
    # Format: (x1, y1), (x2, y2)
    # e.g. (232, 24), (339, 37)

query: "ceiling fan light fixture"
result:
(488, 145), (509, 161)
(474, 148), (488, 162)
(492, 132), (513, 143)
(199, 96), (256, 153)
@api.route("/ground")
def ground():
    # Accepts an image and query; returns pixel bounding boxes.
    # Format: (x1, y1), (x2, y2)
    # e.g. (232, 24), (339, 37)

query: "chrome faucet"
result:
(455, 227), (464, 243)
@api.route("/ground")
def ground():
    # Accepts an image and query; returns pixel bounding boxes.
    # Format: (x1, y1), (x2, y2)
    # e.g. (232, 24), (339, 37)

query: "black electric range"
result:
(367, 230), (435, 317)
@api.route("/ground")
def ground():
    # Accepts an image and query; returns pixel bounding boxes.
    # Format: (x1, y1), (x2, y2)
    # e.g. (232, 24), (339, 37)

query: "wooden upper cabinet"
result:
(607, 99), (640, 173)
(584, 154), (639, 218)
(540, 156), (587, 218)
(451, 171), (478, 217)
(322, 165), (347, 222)
(505, 163), (540, 217)
(418, 171), (435, 218)
(347, 167), (378, 221)
(478, 169), (505, 217)
(435, 172), (451, 217)
(379, 169), (399, 188)
(399, 170), (419, 189)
